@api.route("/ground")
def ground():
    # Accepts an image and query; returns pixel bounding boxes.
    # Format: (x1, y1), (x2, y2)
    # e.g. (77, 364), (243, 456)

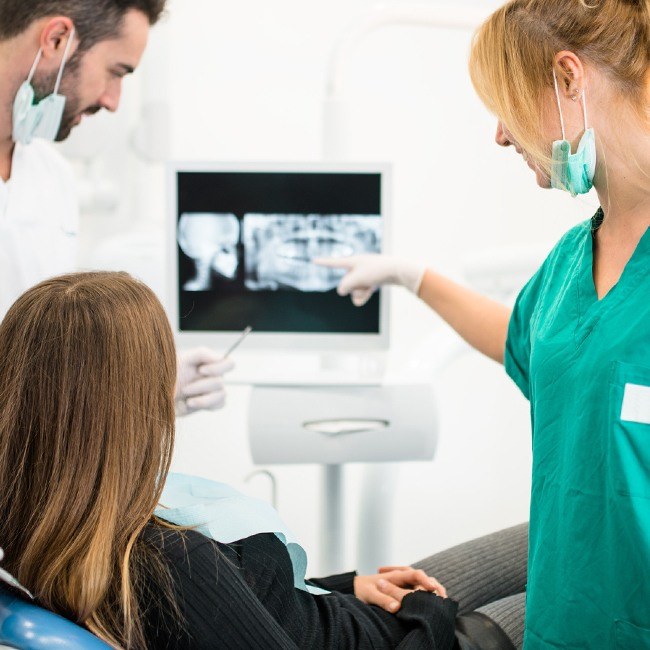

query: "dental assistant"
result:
(0, 0), (231, 415)
(320, 0), (650, 647)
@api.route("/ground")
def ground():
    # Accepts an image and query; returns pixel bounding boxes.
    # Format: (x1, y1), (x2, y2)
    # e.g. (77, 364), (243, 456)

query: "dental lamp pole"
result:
(321, 4), (487, 575)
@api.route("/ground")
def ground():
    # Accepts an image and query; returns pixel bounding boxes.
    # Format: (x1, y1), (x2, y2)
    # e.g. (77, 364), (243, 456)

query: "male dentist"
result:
(0, 0), (232, 415)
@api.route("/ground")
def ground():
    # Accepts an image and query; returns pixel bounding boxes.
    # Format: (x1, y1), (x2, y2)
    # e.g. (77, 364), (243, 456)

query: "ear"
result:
(39, 17), (78, 62)
(554, 51), (586, 101)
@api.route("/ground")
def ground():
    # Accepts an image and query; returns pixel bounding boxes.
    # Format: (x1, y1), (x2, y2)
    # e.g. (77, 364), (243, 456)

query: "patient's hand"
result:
(354, 567), (447, 614)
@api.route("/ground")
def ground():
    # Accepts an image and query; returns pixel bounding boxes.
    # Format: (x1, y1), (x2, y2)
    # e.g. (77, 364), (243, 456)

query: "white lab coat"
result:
(0, 140), (78, 317)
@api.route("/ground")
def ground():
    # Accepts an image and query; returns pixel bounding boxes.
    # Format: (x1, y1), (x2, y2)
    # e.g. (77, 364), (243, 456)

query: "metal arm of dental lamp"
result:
(321, 4), (489, 575)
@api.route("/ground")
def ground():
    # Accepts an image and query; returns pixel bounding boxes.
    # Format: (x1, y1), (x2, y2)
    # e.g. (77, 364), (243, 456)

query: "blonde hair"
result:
(469, 0), (650, 173)
(0, 272), (178, 648)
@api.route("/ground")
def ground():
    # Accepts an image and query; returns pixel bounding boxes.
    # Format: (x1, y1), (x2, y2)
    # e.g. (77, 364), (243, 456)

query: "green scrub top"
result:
(505, 210), (650, 649)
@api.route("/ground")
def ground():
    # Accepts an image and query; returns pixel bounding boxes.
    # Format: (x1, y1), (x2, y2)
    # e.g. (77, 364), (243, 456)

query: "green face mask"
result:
(550, 69), (597, 197)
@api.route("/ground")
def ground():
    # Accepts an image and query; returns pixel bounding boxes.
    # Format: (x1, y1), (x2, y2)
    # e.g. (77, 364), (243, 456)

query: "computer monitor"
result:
(168, 162), (390, 350)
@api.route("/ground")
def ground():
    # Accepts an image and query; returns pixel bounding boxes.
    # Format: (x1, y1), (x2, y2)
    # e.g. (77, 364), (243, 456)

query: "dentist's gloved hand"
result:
(175, 348), (235, 417)
(314, 255), (426, 307)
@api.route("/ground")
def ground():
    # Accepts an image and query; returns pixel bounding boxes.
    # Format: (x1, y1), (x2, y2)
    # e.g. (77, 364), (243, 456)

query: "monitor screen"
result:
(169, 163), (390, 350)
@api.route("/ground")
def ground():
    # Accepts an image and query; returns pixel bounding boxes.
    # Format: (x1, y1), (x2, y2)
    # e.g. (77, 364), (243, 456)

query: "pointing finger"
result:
(351, 288), (374, 306)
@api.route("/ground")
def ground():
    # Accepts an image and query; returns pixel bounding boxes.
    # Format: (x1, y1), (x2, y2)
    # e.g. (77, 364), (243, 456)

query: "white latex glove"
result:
(314, 254), (426, 307)
(175, 347), (235, 417)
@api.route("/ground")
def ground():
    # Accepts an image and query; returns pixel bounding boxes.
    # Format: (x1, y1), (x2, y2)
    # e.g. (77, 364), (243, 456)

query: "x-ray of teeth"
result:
(243, 214), (381, 292)
(177, 213), (241, 291)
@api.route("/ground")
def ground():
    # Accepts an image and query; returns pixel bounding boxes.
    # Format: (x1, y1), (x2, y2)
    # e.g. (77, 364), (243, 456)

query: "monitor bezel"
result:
(167, 161), (391, 351)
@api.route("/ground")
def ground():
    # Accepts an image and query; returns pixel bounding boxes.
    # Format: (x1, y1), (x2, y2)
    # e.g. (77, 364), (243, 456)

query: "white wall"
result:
(73, 0), (601, 577)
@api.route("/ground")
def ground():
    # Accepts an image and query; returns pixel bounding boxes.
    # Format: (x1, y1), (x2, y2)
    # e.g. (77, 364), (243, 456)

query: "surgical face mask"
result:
(13, 29), (76, 145)
(550, 69), (596, 197)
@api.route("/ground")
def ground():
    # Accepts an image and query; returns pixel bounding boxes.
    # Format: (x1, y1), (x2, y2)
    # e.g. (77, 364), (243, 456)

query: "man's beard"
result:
(30, 54), (96, 142)
(56, 100), (102, 142)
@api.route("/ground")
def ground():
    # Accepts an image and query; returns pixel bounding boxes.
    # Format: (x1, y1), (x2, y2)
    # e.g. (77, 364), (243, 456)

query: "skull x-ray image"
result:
(177, 213), (241, 291)
(243, 214), (381, 292)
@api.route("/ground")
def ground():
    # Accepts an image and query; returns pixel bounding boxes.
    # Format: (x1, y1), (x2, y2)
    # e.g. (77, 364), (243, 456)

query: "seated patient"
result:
(0, 273), (523, 649)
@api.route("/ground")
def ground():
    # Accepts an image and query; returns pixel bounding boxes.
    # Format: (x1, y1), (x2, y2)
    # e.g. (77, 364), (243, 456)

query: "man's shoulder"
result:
(17, 139), (75, 182)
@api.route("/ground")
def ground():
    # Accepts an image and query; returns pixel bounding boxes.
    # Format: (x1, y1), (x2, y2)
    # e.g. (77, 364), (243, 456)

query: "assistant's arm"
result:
(418, 269), (511, 364)
(315, 255), (511, 364)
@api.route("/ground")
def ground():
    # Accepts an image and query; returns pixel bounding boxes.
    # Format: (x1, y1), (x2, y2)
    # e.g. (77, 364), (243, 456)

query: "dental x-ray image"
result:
(243, 214), (381, 292)
(174, 170), (384, 334)
(178, 213), (241, 290)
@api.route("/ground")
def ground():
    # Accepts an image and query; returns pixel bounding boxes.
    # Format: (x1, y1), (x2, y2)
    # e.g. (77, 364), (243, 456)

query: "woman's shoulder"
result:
(552, 213), (597, 255)
(141, 523), (215, 563)
(141, 522), (290, 571)
(531, 212), (596, 282)
(138, 525), (300, 648)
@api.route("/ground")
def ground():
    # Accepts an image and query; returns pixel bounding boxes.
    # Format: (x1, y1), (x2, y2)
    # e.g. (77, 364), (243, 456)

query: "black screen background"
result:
(176, 171), (382, 333)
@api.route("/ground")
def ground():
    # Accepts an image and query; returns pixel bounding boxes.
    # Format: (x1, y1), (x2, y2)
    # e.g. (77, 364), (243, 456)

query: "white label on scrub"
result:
(620, 383), (650, 425)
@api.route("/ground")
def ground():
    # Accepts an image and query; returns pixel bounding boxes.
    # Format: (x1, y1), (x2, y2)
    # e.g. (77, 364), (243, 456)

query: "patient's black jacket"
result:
(139, 525), (458, 649)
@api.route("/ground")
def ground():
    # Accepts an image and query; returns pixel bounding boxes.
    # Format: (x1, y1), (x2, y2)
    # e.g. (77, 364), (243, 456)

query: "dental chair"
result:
(0, 567), (110, 650)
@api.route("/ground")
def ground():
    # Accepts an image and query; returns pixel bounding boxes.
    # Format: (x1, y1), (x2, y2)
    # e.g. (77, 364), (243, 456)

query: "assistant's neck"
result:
(593, 109), (650, 244)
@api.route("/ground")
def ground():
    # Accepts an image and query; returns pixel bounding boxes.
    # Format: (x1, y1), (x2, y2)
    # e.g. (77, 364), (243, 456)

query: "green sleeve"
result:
(504, 278), (535, 399)
(504, 220), (593, 401)
(504, 262), (548, 401)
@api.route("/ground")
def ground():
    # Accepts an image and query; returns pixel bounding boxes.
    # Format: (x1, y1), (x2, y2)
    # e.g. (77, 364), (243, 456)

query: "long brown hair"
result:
(0, 272), (177, 648)
(469, 0), (650, 173)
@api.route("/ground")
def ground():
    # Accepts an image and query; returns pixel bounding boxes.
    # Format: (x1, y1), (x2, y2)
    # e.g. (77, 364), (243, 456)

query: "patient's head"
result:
(0, 271), (177, 647)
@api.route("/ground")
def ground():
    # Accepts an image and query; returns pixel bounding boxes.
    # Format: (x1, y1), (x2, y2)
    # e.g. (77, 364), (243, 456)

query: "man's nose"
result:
(98, 82), (123, 113)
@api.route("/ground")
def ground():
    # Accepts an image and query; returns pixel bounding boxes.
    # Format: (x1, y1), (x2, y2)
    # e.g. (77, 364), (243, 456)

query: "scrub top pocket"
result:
(609, 361), (650, 500)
